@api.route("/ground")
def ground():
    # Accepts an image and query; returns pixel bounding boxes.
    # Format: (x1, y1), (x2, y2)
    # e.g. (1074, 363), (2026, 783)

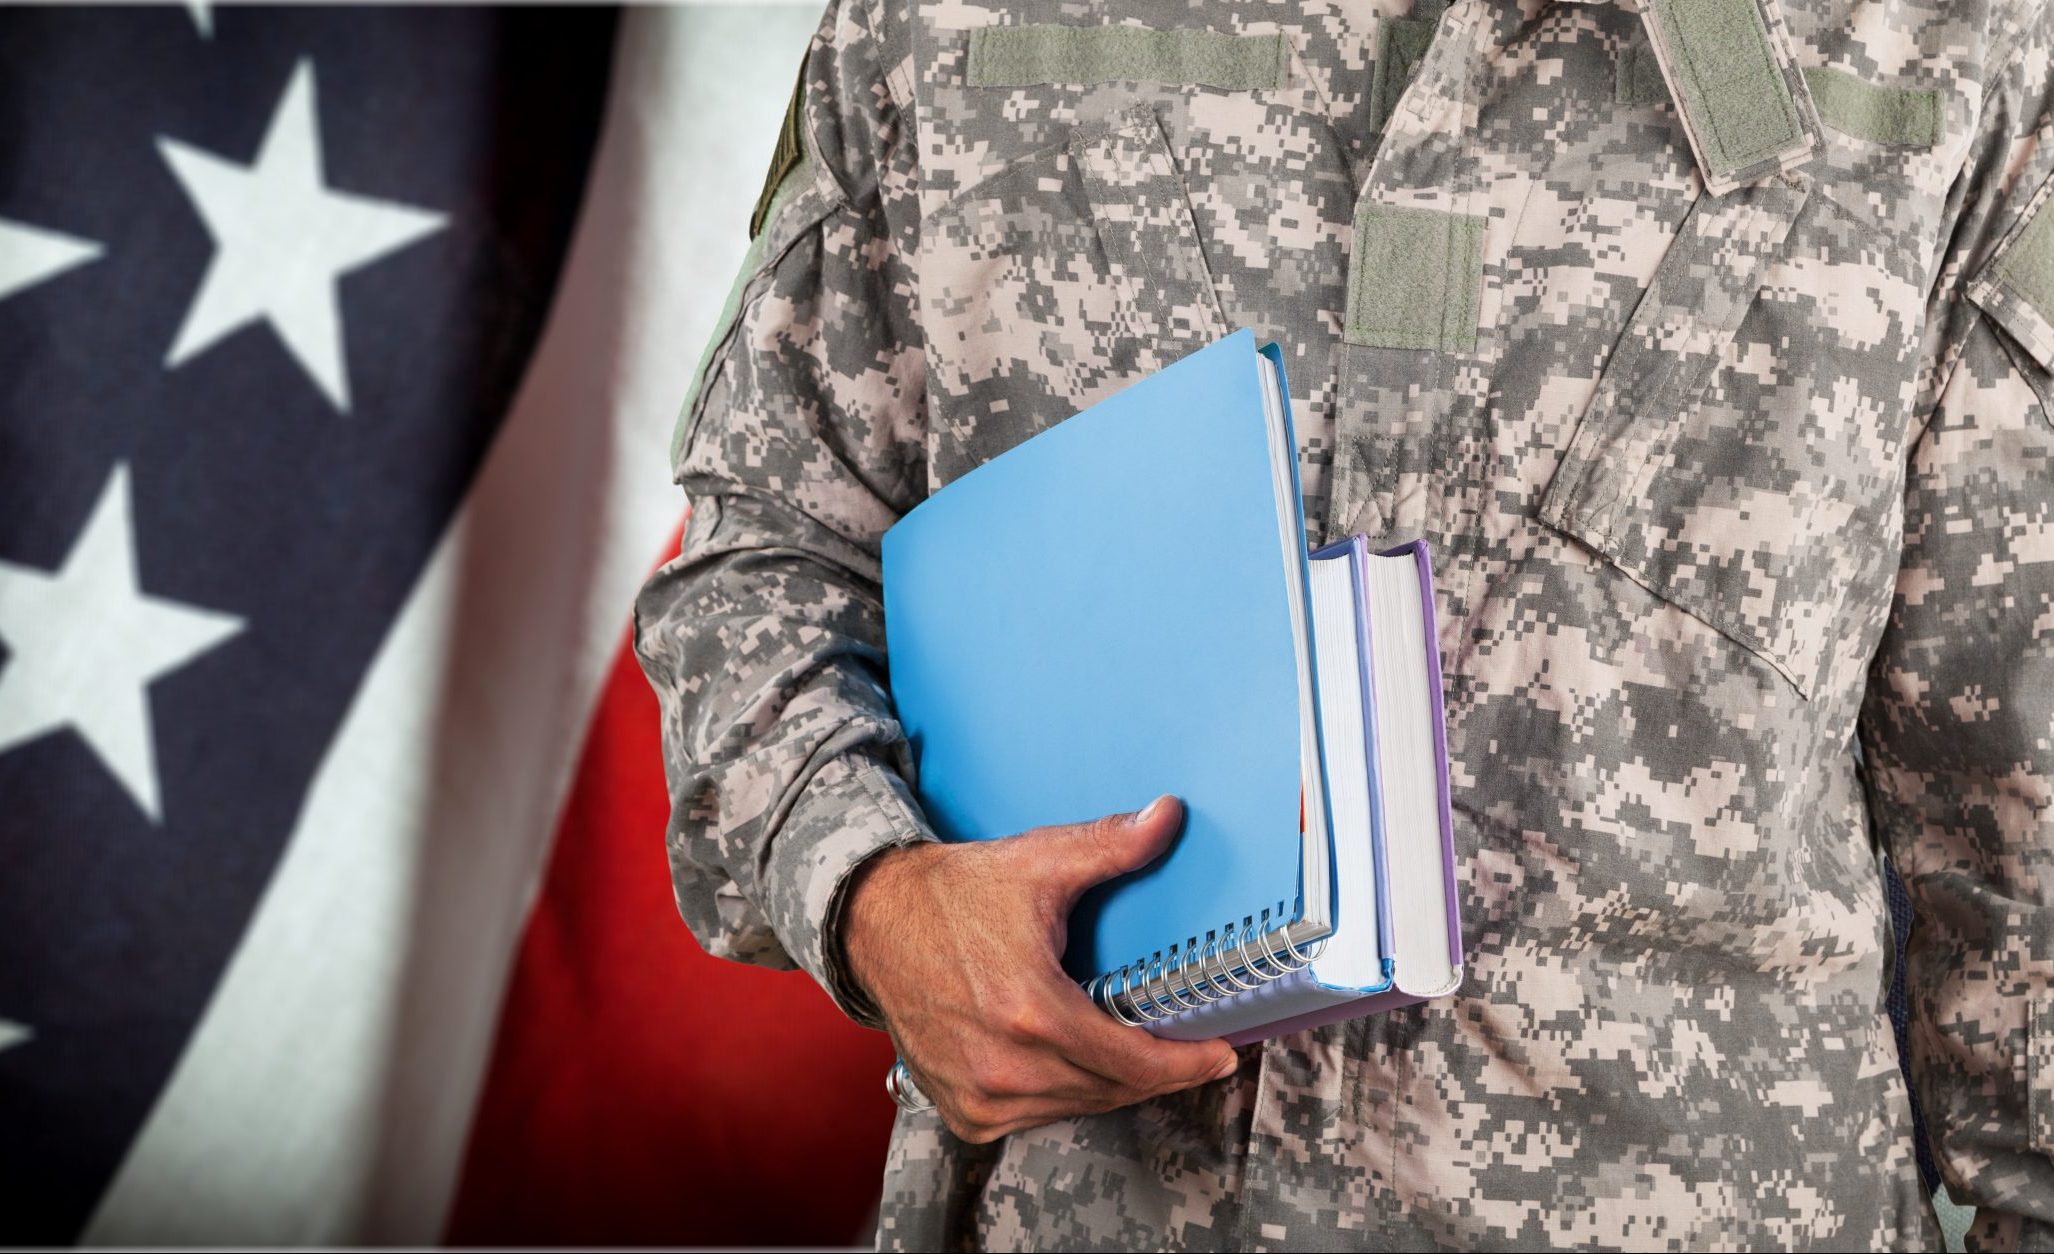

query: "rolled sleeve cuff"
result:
(764, 750), (936, 1028)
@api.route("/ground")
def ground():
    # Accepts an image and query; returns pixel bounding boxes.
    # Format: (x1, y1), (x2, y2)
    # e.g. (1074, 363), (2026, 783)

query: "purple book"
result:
(1147, 537), (1463, 1046)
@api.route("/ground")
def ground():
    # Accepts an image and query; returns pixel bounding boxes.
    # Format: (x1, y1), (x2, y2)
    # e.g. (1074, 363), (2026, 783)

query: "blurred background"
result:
(0, 2), (1981, 1249)
(0, 2), (900, 1245)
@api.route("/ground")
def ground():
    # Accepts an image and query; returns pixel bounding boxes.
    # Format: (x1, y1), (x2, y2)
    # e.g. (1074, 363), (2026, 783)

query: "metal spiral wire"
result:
(1089, 918), (1328, 1026)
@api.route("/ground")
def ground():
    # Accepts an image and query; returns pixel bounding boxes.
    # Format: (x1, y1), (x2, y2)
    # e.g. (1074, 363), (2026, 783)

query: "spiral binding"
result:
(1085, 909), (1328, 1027)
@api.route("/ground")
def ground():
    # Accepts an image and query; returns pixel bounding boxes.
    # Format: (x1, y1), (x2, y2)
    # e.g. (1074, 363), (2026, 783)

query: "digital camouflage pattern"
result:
(631, 0), (2054, 1246)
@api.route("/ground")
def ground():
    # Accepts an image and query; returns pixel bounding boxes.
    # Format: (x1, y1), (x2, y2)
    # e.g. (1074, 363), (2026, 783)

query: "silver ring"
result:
(1252, 919), (1303, 975)
(1281, 928), (1327, 968)
(1234, 923), (1274, 982)
(1131, 954), (1169, 1023)
(1161, 950), (1205, 1013)
(1183, 939), (1225, 1004)
(1094, 970), (1135, 1026)
(1107, 961), (1145, 1026)
(1272, 927), (1317, 972)
(1212, 927), (1256, 993)
(887, 1058), (935, 1113)
(1243, 922), (1292, 981)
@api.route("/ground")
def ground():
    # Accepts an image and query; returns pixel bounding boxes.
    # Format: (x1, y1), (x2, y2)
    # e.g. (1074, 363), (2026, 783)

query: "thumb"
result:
(1023, 794), (1184, 904)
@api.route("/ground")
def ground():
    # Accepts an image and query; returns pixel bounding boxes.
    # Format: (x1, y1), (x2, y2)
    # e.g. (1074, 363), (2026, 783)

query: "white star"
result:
(157, 59), (446, 411)
(0, 465), (245, 823)
(0, 217), (103, 303)
(0, 1020), (29, 1053)
(186, 0), (212, 38)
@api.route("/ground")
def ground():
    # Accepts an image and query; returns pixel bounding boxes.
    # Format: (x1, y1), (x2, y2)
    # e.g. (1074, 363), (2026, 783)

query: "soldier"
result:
(633, 0), (2054, 1247)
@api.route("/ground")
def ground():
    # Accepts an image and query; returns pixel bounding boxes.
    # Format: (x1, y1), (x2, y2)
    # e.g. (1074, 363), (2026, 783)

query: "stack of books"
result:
(882, 329), (1461, 1045)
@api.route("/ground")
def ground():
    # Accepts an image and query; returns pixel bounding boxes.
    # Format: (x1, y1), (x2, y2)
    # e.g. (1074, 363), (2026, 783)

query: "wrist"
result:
(842, 841), (939, 1014)
(777, 754), (940, 1029)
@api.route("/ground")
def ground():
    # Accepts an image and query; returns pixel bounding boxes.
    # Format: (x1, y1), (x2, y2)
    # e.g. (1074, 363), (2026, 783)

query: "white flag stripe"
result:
(85, 5), (821, 1241)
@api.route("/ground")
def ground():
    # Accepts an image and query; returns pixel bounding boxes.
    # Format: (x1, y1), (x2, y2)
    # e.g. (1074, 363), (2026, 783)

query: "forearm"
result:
(633, 490), (935, 1022)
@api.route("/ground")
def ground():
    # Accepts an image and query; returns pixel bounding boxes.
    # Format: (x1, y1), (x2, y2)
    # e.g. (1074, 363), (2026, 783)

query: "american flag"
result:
(0, 4), (896, 1243)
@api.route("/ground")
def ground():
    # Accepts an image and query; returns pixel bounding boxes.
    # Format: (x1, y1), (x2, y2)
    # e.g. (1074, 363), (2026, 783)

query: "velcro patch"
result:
(1970, 170), (2054, 373)
(1367, 17), (1439, 137)
(1801, 67), (1941, 146)
(1637, 0), (1821, 195)
(965, 25), (1287, 91)
(1618, 48), (1942, 150)
(1345, 203), (1485, 352)
(749, 54), (808, 240)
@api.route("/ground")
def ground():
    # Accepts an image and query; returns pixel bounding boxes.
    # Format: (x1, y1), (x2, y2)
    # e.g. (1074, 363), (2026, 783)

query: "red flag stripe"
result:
(444, 527), (899, 1246)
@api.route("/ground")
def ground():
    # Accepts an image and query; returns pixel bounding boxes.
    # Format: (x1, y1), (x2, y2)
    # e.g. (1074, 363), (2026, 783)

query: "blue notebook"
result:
(881, 329), (1461, 1043)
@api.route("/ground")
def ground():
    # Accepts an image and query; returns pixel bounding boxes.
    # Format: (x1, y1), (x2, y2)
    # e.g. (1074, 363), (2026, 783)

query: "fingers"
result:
(1039, 976), (1239, 1098)
(995, 976), (1229, 1094)
(930, 970), (1236, 1141)
(886, 795), (1240, 1145)
(930, 1036), (1234, 1145)
(1014, 794), (1185, 904)
(917, 1046), (1107, 1144)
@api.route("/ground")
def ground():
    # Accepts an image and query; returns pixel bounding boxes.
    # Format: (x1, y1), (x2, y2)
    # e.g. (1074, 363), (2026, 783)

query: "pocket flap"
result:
(1968, 169), (2054, 375)
(1539, 177), (1846, 699)
(1068, 105), (1231, 349)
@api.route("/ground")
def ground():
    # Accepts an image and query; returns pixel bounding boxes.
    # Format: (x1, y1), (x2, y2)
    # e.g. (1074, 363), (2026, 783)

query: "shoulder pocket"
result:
(919, 103), (1230, 484)
(669, 153), (841, 476)
(1538, 174), (1915, 701)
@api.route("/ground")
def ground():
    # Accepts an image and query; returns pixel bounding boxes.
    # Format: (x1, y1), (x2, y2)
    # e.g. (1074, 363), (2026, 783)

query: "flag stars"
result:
(157, 58), (447, 410)
(0, 218), (104, 304)
(0, 465), (245, 823)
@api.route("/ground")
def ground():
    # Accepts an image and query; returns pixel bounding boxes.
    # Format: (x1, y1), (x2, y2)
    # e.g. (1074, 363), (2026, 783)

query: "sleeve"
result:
(1858, 5), (2054, 1247)
(630, 0), (935, 1028)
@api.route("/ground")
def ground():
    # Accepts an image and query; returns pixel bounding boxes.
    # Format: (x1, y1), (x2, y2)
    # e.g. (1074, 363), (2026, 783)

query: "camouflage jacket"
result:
(632, 0), (2054, 1246)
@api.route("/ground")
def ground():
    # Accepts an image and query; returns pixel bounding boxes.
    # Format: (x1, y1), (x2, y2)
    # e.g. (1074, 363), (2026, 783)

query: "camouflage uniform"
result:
(632, 0), (2054, 1245)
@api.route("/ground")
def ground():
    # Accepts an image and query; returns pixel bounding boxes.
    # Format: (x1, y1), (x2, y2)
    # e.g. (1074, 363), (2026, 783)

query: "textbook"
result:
(880, 329), (1461, 1045)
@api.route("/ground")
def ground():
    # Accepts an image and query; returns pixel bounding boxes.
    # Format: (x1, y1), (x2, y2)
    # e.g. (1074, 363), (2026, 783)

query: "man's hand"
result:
(843, 795), (1241, 1143)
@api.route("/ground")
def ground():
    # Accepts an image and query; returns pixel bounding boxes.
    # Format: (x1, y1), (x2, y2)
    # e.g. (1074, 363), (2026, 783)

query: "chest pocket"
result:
(919, 101), (1230, 487)
(1537, 173), (1918, 702)
(1968, 166), (2054, 421)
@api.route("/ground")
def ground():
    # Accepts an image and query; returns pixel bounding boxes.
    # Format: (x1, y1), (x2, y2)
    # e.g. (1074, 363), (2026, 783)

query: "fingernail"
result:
(1132, 795), (1171, 825)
